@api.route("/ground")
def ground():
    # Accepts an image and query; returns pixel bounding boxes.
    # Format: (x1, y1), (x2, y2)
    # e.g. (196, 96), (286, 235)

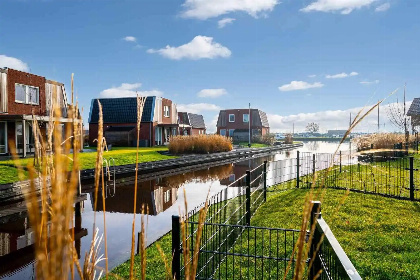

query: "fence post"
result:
(410, 157), (415, 201)
(172, 215), (181, 280)
(312, 154), (316, 188)
(339, 151), (342, 173)
(246, 170), (251, 225)
(263, 161), (267, 202)
(296, 151), (300, 188)
(309, 201), (322, 280)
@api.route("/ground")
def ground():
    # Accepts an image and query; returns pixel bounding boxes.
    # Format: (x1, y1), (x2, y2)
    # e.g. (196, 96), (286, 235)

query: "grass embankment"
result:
(0, 147), (175, 184)
(111, 188), (420, 280)
(237, 142), (269, 148)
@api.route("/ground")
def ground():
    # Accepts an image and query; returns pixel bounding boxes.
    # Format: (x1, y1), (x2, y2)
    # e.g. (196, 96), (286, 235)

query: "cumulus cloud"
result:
(308, 74), (317, 78)
(267, 101), (409, 133)
(100, 83), (163, 98)
(360, 80), (379, 85)
(301, 0), (377, 14)
(197, 88), (227, 98)
(278, 81), (324, 92)
(177, 103), (222, 114)
(0, 54), (29, 72)
(181, 0), (279, 20)
(375, 3), (390, 12)
(123, 36), (137, 42)
(326, 72), (358, 79)
(147, 36), (231, 60)
(218, 17), (236, 28)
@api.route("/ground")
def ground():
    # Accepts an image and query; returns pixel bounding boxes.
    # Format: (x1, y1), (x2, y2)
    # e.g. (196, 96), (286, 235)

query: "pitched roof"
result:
(89, 97), (155, 124)
(407, 98), (420, 116)
(178, 112), (190, 126)
(258, 110), (269, 127)
(188, 113), (206, 129)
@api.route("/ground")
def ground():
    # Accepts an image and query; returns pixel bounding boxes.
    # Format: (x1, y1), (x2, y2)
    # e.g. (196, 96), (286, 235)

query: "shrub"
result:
(353, 133), (417, 150)
(284, 133), (293, 144)
(252, 134), (275, 145)
(168, 135), (233, 154)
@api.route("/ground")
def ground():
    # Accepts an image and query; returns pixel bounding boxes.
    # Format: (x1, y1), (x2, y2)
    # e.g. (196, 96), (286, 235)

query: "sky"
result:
(1, 0), (420, 133)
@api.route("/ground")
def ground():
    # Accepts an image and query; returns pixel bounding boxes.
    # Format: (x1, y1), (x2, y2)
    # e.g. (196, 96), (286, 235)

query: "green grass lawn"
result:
(237, 142), (269, 148)
(0, 147), (176, 184)
(110, 188), (420, 280)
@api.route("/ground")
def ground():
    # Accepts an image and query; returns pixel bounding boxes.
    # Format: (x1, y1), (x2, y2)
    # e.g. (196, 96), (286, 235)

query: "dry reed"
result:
(168, 135), (232, 154)
(353, 132), (417, 151)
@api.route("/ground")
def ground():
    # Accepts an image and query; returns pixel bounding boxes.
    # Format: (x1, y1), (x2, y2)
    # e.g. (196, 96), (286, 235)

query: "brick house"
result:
(0, 68), (82, 157)
(178, 112), (206, 135)
(88, 96), (178, 147)
(216, 109), (269, 142)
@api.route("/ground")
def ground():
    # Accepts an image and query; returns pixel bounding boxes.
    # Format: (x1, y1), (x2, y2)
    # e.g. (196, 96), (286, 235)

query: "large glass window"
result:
(164, 106), (170, 117)
(243, 114), (249, 123)
(229, 129), (235, 136)
(229, 114), (235, 122)
(220, 129), (226, 136)
(0, 122), (6, 154)
(15, 84), (39, 105)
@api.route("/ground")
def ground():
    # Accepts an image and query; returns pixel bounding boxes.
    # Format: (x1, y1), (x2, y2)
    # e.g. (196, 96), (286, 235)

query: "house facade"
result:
(178, 112), (206, 135)
(0, 68), (81, 157)
(88, 97), (178, 147)
(216, 109), (269, 142)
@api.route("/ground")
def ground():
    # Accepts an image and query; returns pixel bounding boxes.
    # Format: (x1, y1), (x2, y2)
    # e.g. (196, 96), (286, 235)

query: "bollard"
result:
(172, 216), (181, 280)
(296, 151), (300, 188)
(246, 170), (251, 225)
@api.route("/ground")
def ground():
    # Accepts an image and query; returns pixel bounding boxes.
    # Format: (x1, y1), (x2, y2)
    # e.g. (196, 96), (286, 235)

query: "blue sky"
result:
(1, 0), (419, 133)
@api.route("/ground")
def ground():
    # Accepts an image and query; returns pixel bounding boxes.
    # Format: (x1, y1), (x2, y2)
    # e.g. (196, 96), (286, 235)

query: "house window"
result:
(229, 174), (235, 182)
(164, 190), (170, 203)
(229, 114), (235, 122)
(220, 129), (226, 136)
(164, 106), (170, 117)
(243, 114), (249, 123)
(15, 84), (39, 105)
(229, 129), (235, 136)
(0, 122), (6, 154)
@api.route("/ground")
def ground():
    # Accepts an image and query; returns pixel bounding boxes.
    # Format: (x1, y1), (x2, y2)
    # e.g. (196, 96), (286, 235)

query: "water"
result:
(0, 141), (342, 279)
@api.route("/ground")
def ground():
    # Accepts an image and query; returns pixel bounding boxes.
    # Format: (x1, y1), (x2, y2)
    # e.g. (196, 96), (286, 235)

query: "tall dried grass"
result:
(168, 135), (232, 154)
(353, 132), (417, 150)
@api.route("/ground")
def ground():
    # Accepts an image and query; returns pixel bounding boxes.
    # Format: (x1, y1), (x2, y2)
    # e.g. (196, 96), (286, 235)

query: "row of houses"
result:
(0, 67), (271, 155)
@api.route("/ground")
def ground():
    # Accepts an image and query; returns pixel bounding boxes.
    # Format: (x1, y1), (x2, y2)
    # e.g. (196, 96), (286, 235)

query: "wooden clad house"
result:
(0, 68), (82, 157)
(88, 97), (178, 147)
(178, 112), (206, 135)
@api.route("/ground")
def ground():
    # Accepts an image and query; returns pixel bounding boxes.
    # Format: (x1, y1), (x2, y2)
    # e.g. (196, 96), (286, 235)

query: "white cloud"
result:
(326, 72), (358, 79)
(197, 88), (227, 98)
(301, 0), (377, 14)
(375, 3), (390, 12)
(218, 17), (236, 28)
(278, 81), (324, 92)
(123, 36), (137, 42)
(100, 83), (163, 98)
(181, 0), (279, 20)
(268, 101), (410, 133)
(308, 74), (317, 78)
(177, 103), (221, 114)
(207, 114), (219, 133)
(360, 80), (379, 85)
(0, 54), (29, 72)
(147, 36), (231, 60)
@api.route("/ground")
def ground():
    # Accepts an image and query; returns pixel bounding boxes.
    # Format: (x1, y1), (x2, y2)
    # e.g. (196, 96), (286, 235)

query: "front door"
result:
(0, 122), (6, 154)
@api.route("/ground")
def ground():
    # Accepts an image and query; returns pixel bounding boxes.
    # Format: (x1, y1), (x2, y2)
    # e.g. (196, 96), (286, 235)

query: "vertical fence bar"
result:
(309, 201), (322, 280)
(339, 151), (342, 173)
(312, 154), (316, 187)
(172, 215), (181, 280)
(410, 157), (415, 201)
(264, 161), (267, 202)
(246, 170), (251, 225)
(296, 151), (300, 188)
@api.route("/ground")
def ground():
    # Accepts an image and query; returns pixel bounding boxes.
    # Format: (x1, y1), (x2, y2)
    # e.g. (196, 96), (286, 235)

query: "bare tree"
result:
(385, 84), (411, 144)
(306, 122), (320, 134)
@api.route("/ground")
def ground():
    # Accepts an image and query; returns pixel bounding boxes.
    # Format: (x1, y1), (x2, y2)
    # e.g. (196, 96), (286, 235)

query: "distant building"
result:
(178, 112), (206, 135)
(88, 97), (178, 147)
(216, 109), (269, 142)
(0, 68), (83, 157)
(327, 130), (347, 137)
(407, 98), (420, 132)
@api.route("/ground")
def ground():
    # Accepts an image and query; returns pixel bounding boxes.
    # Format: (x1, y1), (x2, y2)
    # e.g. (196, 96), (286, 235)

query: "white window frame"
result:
(164, 106), (170, 118)
(229, 114), (235, 122)
(0, 121), (7, 154)
(15, 83), (39, 105)
(243, 114), (249, 123)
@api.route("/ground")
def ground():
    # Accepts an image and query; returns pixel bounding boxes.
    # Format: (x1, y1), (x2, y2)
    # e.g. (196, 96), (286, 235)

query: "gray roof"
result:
(407, 98), (420, 116)
(89, 97), (155, 124)
(258, 110), (269, 127)
(178, 112), (190, 126)
(188, 113), (206, 129)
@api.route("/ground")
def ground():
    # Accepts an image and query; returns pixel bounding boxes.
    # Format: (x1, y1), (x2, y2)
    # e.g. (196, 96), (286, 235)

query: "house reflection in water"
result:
(0, 202), (87, 278)
(91, 164), (234, 215)
(219, 157), (267, 186)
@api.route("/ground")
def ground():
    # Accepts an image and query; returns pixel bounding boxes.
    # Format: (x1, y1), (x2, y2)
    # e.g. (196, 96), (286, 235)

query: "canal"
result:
(0, 141), (351, 279)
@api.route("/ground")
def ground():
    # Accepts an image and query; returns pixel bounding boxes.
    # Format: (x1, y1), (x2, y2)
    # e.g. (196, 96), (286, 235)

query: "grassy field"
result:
(0, 147), (175, 184)
(110, 188), (420, 280)
(237, 142), (269, 148)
